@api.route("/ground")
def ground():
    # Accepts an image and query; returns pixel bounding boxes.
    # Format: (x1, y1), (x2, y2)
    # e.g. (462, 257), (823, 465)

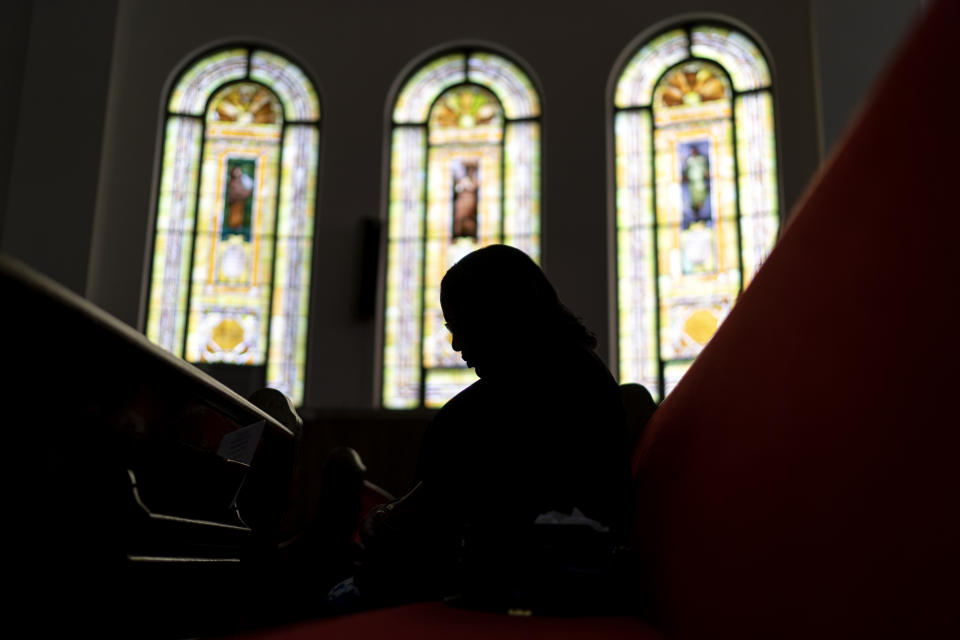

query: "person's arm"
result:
(358, 480), (426, 549)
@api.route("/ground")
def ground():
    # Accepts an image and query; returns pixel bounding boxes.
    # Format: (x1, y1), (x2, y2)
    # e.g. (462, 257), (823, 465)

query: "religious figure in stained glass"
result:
(681, 142), (711, 229)
(679, 141), (716, 275)
(225, 162), (255, 238)
(452, 160), (479, 239)
(383, 50), (541, 408)
(614, 24), (779, 399)
(146, 47), (320, 405)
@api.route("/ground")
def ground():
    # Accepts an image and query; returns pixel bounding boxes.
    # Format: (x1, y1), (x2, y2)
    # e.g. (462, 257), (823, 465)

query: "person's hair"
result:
(440, 244), (596, 350)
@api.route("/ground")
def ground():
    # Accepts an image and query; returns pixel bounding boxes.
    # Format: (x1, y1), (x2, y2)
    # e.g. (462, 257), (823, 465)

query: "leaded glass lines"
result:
(614, 24), (779, 400)
(147, 46), (320, 406)
(383, 49), (541, 409)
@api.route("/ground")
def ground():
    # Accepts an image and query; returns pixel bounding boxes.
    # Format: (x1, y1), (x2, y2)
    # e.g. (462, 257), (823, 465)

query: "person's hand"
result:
(358, 481), (429, 549)
(359, 502), (394, 547)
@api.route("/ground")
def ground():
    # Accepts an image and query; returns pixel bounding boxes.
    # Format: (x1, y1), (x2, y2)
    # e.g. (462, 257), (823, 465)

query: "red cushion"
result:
(236, 602), (663, 640)
(630, 0), (960, 637)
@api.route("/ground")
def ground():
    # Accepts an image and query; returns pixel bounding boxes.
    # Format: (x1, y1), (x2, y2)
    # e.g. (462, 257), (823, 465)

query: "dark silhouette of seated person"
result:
(352, 244), (632, 610)
(620, 382), (658, 451)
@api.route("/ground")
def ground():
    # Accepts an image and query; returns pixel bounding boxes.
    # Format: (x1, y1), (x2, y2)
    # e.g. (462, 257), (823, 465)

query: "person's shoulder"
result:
(559, 343), (617, 382)
(437, 377), (489, 417)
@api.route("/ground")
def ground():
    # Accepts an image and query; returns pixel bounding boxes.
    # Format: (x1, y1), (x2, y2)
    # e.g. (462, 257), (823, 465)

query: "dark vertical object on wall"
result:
(357, 217), (382, 319)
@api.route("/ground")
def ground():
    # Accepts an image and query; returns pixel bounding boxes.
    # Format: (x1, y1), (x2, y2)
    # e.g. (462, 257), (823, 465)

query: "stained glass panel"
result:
(467, 52), (541, 118)
(654, 88), (737, 376)
(663, 360), (693, 396)
(421, 86), (502, 390)
(169, 49), (248, 116)
(615, 109), (657, 391)
(268, 236), (314, 404)
(504, 121), (541, 262)
(428, 85), (503, 145)
(426, 148), (502, 242)
(147, 116), (203, 354)
(267, 124), (319, 405)
(250, 50), (321, 121)
(735, 91), (778, 287)
(691, 26), (771, 91)
(383, 50), (541, 408)
(614, 29), (688, 109)
(425, 368), (480, 408)
(652, 61), (731, 126)
(615, 25), (778, 400)
(184, 85), (282, 367)
(383, 127), (427, 409)
(149, 48), (320, 407)
(393, 54), (467, 124)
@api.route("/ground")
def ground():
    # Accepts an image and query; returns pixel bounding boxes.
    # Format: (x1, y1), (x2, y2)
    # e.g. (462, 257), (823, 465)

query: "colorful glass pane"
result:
(393, 54), (467, 124)
(169, 48), (248, 116)
(653, 61), (731, 124)
(615, 26), (778, 400)
(209, 82), (283, 126)
(383, 127), (427, 408)
(422, 86), (503, 389)
(250, 50), (321, 121)
(425, 368), (480, 408)
(467, 52), (541, 118)
(735, 91), (778, 287)
(147, 116), (203, 354)
(614, 29), (688, 108)
(383, 50), (541, 408)
(663, 360), (692, 397)
(615, 109), (658, 393)
(185, 82), (283, 367)
(691, 26), (771, 91)
(503, 121), (541, 262)
(428, 85), (504, 145)
(653, 118), (739, 365)
(266, 124), (319, 405)
(149, 49), (320, 407)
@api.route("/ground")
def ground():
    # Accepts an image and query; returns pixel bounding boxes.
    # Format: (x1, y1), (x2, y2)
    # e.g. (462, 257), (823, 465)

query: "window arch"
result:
(145, 47), (320, 406)
(382, 49), (541, 409)
(613, 24), (778, 399)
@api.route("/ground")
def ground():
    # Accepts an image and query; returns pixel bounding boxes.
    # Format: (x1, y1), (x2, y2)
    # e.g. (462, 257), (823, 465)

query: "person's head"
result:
(439, 244), (595, 377)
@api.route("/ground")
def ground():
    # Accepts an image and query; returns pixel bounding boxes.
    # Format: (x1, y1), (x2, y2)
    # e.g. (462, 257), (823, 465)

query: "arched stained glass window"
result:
(146, 47), (320, 406)
(383, 49), (541, 409)
(614, 24), (778, 399)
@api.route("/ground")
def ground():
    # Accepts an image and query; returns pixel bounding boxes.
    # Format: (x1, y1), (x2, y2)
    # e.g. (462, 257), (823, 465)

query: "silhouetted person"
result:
(620, 382), (658, 451)
(351, 244), (632, 611)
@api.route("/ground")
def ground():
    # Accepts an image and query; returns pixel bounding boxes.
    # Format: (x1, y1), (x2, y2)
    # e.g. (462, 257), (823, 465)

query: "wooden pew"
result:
(3, 254), (297, 637)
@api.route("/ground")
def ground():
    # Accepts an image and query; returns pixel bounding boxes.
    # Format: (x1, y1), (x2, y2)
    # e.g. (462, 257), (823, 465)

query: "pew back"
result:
(4, 254), (295, 636)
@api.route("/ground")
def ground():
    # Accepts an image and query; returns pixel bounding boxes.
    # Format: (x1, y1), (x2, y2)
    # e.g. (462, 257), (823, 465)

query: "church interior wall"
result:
(0, 0), (920, 413)
(2, 0), (118, 294)
(0, 0), (37, 252)
(811, 0), (928, 156)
